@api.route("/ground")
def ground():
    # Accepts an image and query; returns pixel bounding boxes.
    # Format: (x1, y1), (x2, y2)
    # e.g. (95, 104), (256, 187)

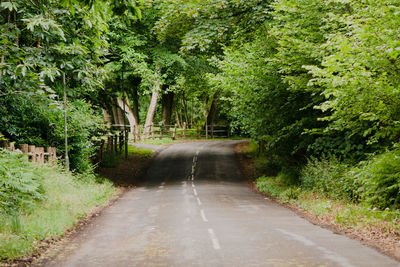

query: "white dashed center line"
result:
(200, 209), (208, 222)
(193, 188), (198, 196)
(208, 228), (221, 250)
(197, 197), (202, 205)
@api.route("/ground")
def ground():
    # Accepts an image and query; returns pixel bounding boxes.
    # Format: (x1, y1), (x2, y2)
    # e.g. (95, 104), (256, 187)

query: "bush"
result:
(0, 150), (45, 213)
(300, 157), (358, 202)
(0, 95), (105, 173)
(356, 150), (400, 209)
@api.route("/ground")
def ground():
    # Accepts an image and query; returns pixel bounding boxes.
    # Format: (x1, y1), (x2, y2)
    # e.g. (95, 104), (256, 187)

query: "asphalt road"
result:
(41, 141), (399, 267)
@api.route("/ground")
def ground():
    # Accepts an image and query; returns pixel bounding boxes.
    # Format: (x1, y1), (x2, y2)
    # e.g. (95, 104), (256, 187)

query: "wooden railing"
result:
(93, 129), (129, 165)
(134, 123), (230, 141)
(0, 141), (57, 164)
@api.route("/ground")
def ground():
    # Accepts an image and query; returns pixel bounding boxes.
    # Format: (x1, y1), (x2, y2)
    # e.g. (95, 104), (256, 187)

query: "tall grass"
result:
(0, 150), (117, 261)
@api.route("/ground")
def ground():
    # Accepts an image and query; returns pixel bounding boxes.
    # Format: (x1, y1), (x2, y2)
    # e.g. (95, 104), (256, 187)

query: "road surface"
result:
(41, 141), (399, 267)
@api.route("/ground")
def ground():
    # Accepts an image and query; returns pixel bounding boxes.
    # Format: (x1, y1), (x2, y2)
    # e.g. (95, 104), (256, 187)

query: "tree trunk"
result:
(161, 91), (174, 125)
(206, 91), (221, 127)
(174, 107), (181, 128)
(111, 99), (124, 125)
(131, 86), (140, 125)
(181, 91), (189, 126)
(117, 96), (138, 133)
(191, 100), (193, 128)
(143, 66), (161, 138)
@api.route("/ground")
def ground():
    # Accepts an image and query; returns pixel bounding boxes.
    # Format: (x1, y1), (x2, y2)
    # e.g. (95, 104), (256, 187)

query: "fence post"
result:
(151, 123), (155, 140)
(107, 136), (112, 152)
(20, 144), (29, 154)
(28, 145), (36, 162)
(119, 131), (124, 152)
(206, 124), (208, 139)
(183, 122), (186, 139)
(124, 128), (129, 159)
(36, 147), (44, 164)
(8, 143), (15, 151)
(114, 134), (118, 153)
(46, 147), (51, 162)
(211, 124), (214, 139)
(173, 124), (177, 140)
(99, 140), (104, 164)
(227, 126), (230, 138)
(0, 140), (8, 149)
(159, 123), (162, 140)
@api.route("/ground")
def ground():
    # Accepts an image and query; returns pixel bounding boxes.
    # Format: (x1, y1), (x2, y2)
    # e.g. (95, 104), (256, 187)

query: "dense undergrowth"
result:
(0, 150), (117, 261)
(247, 142), (400, 235)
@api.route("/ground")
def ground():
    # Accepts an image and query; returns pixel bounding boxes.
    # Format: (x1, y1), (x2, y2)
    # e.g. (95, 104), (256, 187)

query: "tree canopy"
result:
(1, 0), (400, 171)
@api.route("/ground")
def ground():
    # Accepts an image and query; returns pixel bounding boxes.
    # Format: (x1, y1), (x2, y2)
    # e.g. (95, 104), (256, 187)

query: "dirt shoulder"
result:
(234, 141), (400, 262)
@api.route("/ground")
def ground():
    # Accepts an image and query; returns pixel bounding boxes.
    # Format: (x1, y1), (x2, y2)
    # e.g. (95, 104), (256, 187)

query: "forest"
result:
(1, 0), (400, 260)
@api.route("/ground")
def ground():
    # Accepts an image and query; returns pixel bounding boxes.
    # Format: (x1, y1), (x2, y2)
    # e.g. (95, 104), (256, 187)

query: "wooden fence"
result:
(133, 123), (230, 141)
(94, 129), (129, 165)
(0, 140), (57, 164)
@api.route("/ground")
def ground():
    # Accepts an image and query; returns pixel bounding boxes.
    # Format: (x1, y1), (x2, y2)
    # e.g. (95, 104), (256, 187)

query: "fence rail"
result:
(0, 140), (57, 164)
(129, 123), (230, 142)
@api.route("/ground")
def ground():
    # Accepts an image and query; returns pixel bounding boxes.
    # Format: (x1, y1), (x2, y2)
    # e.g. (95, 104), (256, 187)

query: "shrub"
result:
(356, 150), (400, 209)
(0, 95), (105, 173)
(0, 150), (45, 213)
(300, 156), (358, 202)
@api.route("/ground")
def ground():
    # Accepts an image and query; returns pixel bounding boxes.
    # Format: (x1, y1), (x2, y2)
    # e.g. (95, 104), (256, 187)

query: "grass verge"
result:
(256, 176), (400, 235)
(0, 150), (118, 263)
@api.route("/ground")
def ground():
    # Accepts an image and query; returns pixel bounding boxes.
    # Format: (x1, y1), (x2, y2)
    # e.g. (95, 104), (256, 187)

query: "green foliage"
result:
(301, 157), (358, 202)
(356, 150), (400, 209)
(0, 95), (104, 172)
(0, 150), (117, 260)
(127, 145), (153, 158)
(0, 150), (45, 213)
(256, 176), (300, 203)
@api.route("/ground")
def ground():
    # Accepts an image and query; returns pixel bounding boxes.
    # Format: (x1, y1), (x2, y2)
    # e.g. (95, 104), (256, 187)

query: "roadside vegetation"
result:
(100, 145), (153, 168)
(241, 142), (400, 252)
(0, 150), (117, 261)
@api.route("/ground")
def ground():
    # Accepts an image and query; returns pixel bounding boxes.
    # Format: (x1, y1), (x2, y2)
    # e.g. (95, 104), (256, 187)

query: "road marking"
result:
(208, 229), (221, 250)
(193, 157), (196, 163)
(192, 183), (195, 188)
(158, 185), (164, 189)
(191, 174), (194, 181)
(276, 229), (355, 267)
(193, 188), (198, 196)
(192, 165), (195, 174)
(193, 161), (196, 168)
(197, 197), (202, 205)
(196, 150), (199, 156)
(200, 209), (208, 222)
